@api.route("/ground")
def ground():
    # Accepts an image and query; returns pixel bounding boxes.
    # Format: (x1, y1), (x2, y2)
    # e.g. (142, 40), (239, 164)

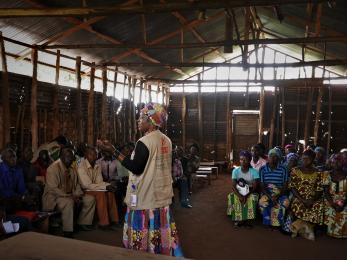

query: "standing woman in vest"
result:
(112, 103), (183, 257)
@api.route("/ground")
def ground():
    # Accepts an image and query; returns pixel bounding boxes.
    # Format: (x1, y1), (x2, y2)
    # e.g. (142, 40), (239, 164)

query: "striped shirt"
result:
(259, 163), (288, 188)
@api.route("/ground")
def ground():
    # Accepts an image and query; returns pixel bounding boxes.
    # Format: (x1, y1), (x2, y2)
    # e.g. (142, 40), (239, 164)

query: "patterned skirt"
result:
(259, 194), (290, 227)
(324, 202), (347, 238)
(123, 206), (184, 257)
(227, 193), (259, 221)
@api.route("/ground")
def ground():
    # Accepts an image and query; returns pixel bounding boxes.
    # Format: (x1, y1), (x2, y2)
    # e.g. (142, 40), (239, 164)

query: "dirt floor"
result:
(75, 174), (347, 260)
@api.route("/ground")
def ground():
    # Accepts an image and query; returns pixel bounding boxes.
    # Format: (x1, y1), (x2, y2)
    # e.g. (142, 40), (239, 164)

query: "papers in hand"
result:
(2, 221), (20, 234)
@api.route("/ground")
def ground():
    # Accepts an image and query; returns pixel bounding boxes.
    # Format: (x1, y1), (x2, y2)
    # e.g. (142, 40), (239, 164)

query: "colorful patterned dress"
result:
(123, 206), (183, 257)
(289, 167), (325, 224)
(227, 167), (259, 221)
(259, 164), (290, 226)
(323, 173), (347, 238)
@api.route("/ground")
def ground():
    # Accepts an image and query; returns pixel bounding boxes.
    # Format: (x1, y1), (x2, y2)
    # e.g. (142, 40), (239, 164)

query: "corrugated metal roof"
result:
(0, 0), (346, 79)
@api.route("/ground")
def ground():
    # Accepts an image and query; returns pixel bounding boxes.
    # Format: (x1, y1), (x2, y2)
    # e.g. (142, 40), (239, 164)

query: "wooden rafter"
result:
(0, 1), (327, 18)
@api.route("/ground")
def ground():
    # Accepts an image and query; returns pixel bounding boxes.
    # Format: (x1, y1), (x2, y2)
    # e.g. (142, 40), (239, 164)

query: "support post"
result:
(113, 68), (118, 144)
(258, 86), (265, 143)
(0, 32), (11, 147)
(31, 48), (38, 150)
(182, 94), (186, 149)
(197, 74), (203, 156)
(304, 87), (314, 147)
(313, 85), (323, 145)
(76, 56), (83, 142)
(326, 85), (332, 153)
(281, 87), (286, 147)
(52, 50), (60, 139)
(87, 62), (95, 145)
(269, 87), (278, 148)
(101, 66), (108, 140)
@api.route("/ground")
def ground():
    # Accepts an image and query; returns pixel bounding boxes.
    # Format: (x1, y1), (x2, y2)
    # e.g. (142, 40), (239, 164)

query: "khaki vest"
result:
(125, 130), (173, 210)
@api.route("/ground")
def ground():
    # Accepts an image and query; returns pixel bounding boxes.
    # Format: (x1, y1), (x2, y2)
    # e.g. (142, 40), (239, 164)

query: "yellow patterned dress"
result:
(323, 173), (347, 238)
(289, 167), (325, 224)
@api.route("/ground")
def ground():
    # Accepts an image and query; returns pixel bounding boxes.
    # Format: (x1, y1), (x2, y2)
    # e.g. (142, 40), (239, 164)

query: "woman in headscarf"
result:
(112, 103), (183, 257)
(227, 150), (260, 228)
(284, 153), (299, 173)
(314, 146), (327, 171)
(259, 148), (289, 227)
(323, 153), (347, 238)
(288, 149), (325, 239)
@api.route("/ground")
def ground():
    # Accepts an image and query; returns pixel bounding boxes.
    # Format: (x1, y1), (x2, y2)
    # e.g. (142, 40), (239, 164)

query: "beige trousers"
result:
(56, 195), (95, 232)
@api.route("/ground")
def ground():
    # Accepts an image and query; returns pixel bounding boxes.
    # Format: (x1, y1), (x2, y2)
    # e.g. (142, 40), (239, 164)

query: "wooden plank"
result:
(52, 50), (60, 139)
(313, 85), (323, 145)
(148, 84), (152, 102)
(31, 48), (38, 150)
(295, 88), (300, 143)
(101, 66), (108, 140)
(76, 56), (83, 142)
(87, 63), (95, 145)
(0, 32), (11, 147)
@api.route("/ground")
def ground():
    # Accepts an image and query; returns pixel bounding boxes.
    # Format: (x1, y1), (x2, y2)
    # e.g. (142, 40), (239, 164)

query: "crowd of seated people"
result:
(227, 143), (347, 240)
(0, 136), (134, 238)
(171, 144), (201, 209)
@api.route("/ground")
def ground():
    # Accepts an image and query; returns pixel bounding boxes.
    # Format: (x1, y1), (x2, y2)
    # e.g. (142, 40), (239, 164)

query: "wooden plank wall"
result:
(0, 72), (140, 151)
(167, 87), (347, 160)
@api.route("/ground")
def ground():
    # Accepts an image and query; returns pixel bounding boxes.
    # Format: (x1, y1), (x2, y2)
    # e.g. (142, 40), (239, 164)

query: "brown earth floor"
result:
(75, 174), (346, 260)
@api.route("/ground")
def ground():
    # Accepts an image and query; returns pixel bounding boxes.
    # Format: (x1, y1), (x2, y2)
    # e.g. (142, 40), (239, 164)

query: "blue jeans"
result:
(178, 179), (190, 206)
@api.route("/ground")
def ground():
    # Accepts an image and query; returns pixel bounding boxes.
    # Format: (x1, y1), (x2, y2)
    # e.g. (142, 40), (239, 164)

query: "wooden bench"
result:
(193, 167), (212, 186)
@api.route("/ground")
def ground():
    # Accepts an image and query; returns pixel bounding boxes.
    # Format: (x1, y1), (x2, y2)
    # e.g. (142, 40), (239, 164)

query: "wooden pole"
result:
(87, 62), (95, 145)
(258, 86), (265, 143)
(304, 86), (314, 147)
(197, 74), (203, 156)
(101, 66), (108, 140)
(75, 56), (83, 142)
(131, 77), (137, 141)
(31, 48), (38, 151)
(0, 32), (11, 147)
(148, 84), (152, 102)
(313, 85), (323, 145)
(139, 79), (144, 103)
(281, 87), (286, 147)
(113, 68), (118, 144)
(182, 94), (186, 148)
(52, 50), (60, 139)
(295, 88), (300, 143)
(226, 86), (231, 159)
(269, 87), (278, 148)
(326, 85), (332, 153)
(224, 9), (233, 53)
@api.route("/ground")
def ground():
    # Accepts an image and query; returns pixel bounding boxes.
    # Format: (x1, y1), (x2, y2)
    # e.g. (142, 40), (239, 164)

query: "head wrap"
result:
(302, 149), (316, 160)
(314, 146), (326, 155)
(140, 102), (168, 127)
(286, 152), (299, 162)
(330, 153), (343, 163)
(268, 148), (281, 158)
(340, 148), (347, 153)
(285, 144), (295, 149)
(239, 150), (252, 162)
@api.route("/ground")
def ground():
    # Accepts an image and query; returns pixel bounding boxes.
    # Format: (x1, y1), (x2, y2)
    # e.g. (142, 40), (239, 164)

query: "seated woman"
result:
(289, 149), (325, 239)
(323, 153), (347, 238)
(227, 151), (259, 228)
(259, 149), (289, 227)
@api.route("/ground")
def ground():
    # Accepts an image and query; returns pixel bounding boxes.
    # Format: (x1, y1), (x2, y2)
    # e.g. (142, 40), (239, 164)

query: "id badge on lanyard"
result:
(130, 182), (137, 207)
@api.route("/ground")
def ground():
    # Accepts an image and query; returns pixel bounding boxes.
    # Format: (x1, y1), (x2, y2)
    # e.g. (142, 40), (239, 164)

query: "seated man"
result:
(33, 149), (52, 181)
(42, 147), (95, 238)
(78, 147), (119, 230)
(0, 148), (32, 232)
(18, 147), (42, 211)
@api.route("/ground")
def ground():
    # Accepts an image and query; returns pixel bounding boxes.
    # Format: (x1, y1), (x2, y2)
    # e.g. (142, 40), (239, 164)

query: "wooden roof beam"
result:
(0, 1), (327, 18)
(104, 59), (347, 68)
